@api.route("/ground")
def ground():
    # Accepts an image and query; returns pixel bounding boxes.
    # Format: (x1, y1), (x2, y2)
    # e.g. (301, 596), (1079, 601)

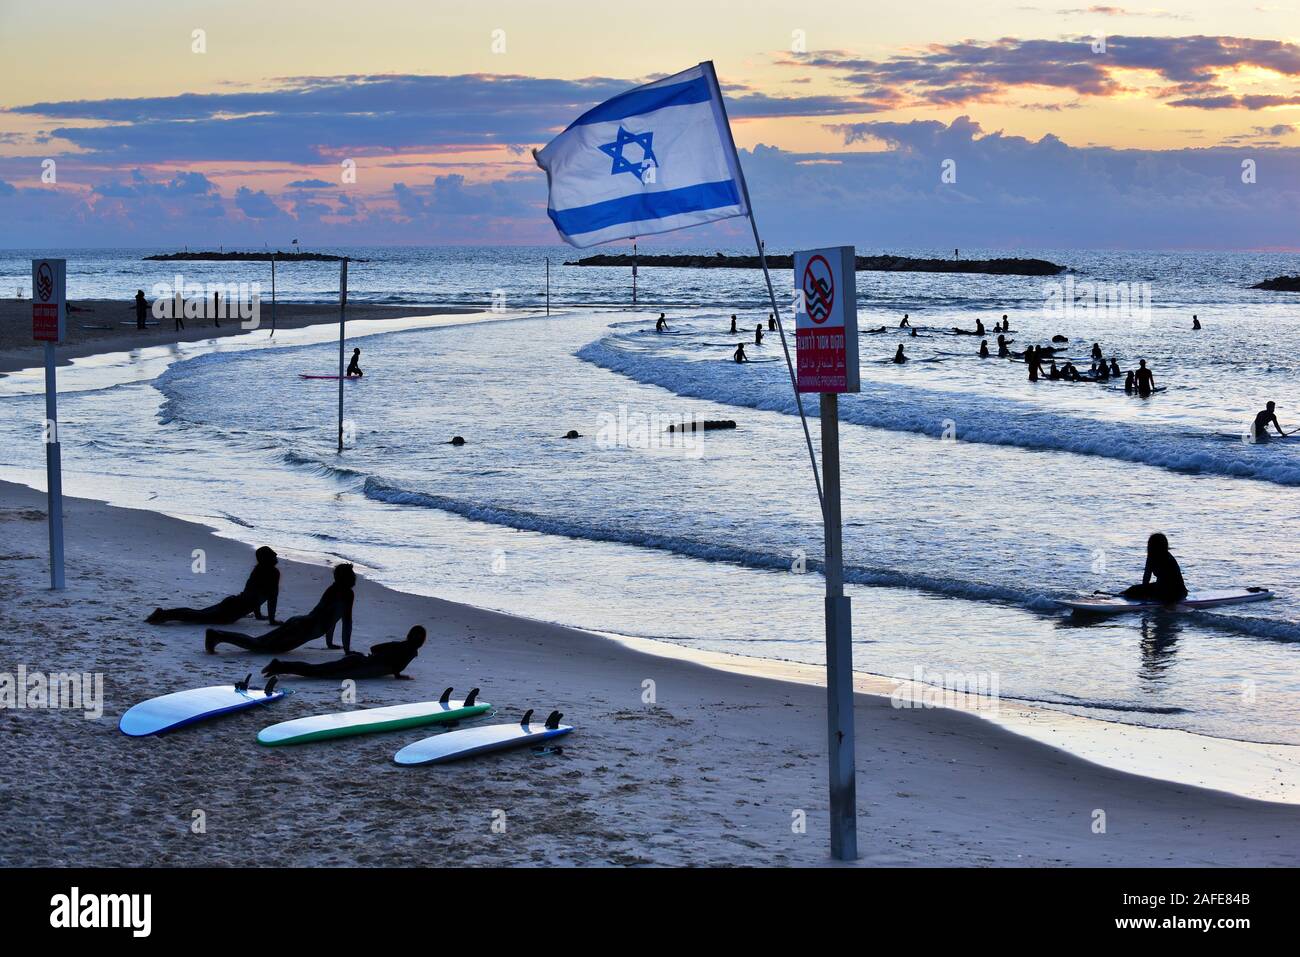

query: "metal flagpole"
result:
(545, 257), (550, 316)
(44, 340), (65, 589)
(632, 239), (638, 308)
(708, 61), (854, 859)
(337, 258), (347, 453)
(269, 255), (277, 337)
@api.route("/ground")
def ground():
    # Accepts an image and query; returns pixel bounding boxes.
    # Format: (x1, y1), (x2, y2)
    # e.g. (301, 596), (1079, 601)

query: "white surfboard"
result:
(394, 709), (572, 766)
(257, 687), (489, 746)
(120, 676), (285, 736)
(1057, 587), (1273, 615)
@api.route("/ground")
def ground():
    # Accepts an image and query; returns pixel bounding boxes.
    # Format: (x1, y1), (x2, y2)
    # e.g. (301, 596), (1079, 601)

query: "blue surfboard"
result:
(119, 675), (286, 736)
(394, 709), (572, 766)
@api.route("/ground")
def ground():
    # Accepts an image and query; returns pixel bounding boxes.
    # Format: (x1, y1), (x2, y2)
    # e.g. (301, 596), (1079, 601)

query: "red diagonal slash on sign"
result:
(802, 254), (834, 323)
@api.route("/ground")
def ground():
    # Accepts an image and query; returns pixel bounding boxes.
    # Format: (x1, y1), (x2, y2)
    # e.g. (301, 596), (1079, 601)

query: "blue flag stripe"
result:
(569, 75), (712, 128)
(548, 179), (741, 237)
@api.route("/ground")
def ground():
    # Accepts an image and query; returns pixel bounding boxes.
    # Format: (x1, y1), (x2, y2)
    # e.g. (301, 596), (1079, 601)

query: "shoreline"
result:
(4, 477), (1300, 866)
(4, 314), (1300, 797)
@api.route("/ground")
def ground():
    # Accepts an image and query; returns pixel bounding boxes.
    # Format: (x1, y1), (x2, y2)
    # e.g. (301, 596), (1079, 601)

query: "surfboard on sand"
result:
(119, 674), (285, 736)
(394, 709), (573, 766)
(257, 687), (489, 746)
(1056, 587), (1273, 615)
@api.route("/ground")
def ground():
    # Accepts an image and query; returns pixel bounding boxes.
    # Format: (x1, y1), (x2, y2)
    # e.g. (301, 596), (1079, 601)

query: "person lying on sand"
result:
(1120, 533), (1188, 603)
(147, 546), (280, 625)
(263, 626), (426, 680)
(206, 563), (355, 654)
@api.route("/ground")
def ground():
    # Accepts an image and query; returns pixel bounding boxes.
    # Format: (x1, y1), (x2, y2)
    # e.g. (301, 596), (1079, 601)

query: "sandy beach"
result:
(4, 476), (1300, 867)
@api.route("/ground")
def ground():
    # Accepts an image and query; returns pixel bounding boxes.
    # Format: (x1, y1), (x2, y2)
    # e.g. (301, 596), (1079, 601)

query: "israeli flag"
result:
(534, 62), (749, 247)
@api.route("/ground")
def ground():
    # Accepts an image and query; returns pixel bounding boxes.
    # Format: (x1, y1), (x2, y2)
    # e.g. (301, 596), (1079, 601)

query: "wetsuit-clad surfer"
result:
(733, 343), (748, 363)
(900, 314), (911, 329)
(729, 315), (738, 333)
(263, 626), (426, 680)
(1091, 342), (1103, 363)
(1253, 401), (1286, 443)
(1135, 359), (1156, 397)
(997, 334), (1011, 358)
(1124, 370), (1136, 394)
(978, 339), (990, 358)
(1120, 533), (1188, 602)
(346, 348), (363, 377)
(1109, 357), (1121, 377)
(206, 563), (355, 654)
(1193, 315), (1201, 330)
(768, 314), (776, 331)
(755, 324), (764, 346)
(147, 546), (281, 625)
(655, 313), (667, 332)
(1026, 345), (1042, 382)
(893, 344), (908, 364)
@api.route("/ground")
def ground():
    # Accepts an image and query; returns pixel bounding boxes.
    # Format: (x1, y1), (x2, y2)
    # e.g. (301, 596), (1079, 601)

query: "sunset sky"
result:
(1, 0), (1297, 249)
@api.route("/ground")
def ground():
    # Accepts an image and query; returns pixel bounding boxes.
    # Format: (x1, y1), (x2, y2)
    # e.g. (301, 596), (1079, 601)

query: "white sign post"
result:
(32, 258), (67, 590)
(793, 245), (859, 859)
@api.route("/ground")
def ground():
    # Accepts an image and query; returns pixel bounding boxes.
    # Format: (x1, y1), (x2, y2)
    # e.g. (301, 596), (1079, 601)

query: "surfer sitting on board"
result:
(893, 344), (908, 364)
(900, 314), (910, 328)
(733, 343), (748, 363)
(263, 625), (426, 680)
(206, 563), (355, 655)
(147, 546), (281, 625)
(1253, 401), (1287, 443)
(655, 313), (667, 332)
(978, 339), (989, 358)
(1119, 533), (1188, 603)
(346, 348), (363, 377)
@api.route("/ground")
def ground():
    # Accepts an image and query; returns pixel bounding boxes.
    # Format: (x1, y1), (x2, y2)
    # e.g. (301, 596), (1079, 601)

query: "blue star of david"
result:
(598, 126), (657, 179)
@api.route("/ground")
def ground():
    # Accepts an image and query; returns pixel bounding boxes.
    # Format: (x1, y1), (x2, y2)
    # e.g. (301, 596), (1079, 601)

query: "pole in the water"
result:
(337, 258), (347, 453)
(32, 259), (67, 590)
(545, 257), (550, 316)
(270, 255), (277, 336)
(632, 239), (637, 308)
(792, 246), (860, 859)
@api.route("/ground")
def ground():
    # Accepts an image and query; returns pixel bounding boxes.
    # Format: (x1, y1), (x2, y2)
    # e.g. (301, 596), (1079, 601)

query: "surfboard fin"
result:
(520, 709), (534, 727)
(465, 687), (480, 706)
(545, 710), (563, 730)
(264, 676), (278, 695)
(235, 673), (252, 692)
(439, 687), (453, 704)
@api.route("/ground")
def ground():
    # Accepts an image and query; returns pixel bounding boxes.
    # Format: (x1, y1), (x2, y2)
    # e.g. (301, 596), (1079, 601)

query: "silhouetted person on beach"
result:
(264, 626), (426, 680)
(147, 546), (280, 625)
(978, 339), (989, 358)
(730, 314), (738, 334)
(1120, 533), (1188, 603)
(733, 343), (748, 363)
(134, 290), (148, 330)
(346, 347), (363, 377)
(1193, 315), (1201, 330)
(205, 563), (355, 654)
(1135, 359), (1156, 397)
(893, 344), (908, 364)
(755, 324), (764, 345)
(655, 313), (667, 332)
(213, 290), (220, 328)
(1253, 401), (1286, 443)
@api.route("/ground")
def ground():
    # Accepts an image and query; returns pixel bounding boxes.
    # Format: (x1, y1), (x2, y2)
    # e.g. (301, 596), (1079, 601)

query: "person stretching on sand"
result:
(147, 546), (280, 625)
(1120, 533), (1188, 603)
(733, 343), (748, 363)
(655, 313), (667, 332)
(346, 348), (363, 377)
(1135, 359), (1156, 397)
(263, 626), (426, 680)
(1253, 401), (1287, 443)
(206, 563), (355, 655)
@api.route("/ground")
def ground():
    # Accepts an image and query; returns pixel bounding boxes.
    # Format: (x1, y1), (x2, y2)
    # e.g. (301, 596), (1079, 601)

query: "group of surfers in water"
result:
(146, 548), (424, 679)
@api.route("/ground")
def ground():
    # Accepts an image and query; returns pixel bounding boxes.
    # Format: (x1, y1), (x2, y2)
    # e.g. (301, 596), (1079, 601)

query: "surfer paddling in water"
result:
(206, 563), (356, 654)
(1253, 401), (1287, 443)
(1120, 533), (1188, 603)
(147, 546), (281, 625)
(263, 625), (427, 680)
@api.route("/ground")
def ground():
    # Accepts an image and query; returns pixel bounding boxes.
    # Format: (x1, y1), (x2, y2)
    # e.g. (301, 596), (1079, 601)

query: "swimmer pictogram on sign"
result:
(793, 246), (859, 394)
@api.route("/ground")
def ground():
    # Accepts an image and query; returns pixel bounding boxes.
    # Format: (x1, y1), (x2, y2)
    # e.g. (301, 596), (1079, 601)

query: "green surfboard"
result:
(257, 687), (489, 746)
